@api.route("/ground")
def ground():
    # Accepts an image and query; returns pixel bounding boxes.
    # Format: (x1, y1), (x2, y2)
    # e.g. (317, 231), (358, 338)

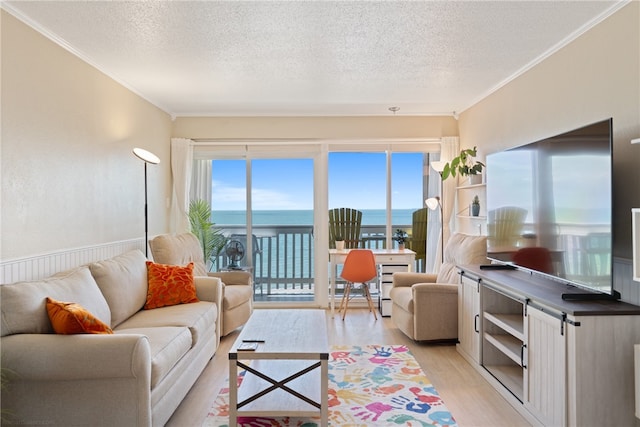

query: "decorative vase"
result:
(468, 174), (483, 185)
(472, 204), (480, 216)
(398, 243), (405, 251)
(335, 240), (345, 251)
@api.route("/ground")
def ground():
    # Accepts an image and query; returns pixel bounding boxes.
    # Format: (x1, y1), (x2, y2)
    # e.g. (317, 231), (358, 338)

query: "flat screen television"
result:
(485, 118), (614, 297)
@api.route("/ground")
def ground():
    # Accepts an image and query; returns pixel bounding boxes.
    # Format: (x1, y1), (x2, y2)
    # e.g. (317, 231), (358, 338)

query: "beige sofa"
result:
(390, 233), (487, 342)
(0, 249), (222, 426)
(150, 233), (253, 336)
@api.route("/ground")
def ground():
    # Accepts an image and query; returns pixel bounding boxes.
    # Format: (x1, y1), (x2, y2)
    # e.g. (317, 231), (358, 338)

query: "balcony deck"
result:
(212, 224), (422, 303)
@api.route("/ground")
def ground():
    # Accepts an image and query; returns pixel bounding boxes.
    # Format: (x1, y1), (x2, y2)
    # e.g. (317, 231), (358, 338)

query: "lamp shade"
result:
(430, 161), (446, 173)
(133, 147), (160, 164)
(425, 197), (441, 211)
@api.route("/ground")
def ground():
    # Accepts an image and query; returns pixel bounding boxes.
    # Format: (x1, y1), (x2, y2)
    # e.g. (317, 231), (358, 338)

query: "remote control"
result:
(479, 264), (516, 270)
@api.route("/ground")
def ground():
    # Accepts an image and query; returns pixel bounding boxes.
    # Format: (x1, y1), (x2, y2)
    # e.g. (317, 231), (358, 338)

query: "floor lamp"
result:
(426, 196), (443, 263)
(426, 160), (446, 263)
(133, 148), (160, 257)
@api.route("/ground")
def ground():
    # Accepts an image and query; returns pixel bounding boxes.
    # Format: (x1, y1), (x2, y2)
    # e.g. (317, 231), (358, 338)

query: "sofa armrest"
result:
(194, 276), (223, 345)
(194, 275), (223, 303)
(2, 333), (151, 381)
(1, 333), (152, 426)
(412, 282), (458, 296)
(411, 283), (459, 341)
(392, 272), (437, 288)
(208, 270), (253, 286)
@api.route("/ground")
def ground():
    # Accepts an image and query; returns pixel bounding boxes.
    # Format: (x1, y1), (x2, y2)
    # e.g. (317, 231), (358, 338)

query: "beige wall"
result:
(1, 11), (173, 259)
(172, 116), (458, 140)
(458, 2), (640, 260)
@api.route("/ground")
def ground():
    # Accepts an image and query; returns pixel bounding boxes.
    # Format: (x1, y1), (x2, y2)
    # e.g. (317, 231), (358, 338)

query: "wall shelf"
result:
(457, 215), (487, 220)
(456, 182), (486, 235)
(456, 183), (486, 190)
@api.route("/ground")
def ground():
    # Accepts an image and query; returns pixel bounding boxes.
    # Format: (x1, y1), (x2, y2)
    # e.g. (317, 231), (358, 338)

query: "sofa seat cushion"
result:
(389, 286), (413, 314)
(223, 285), (252, 311)
(1, 266), (111, 337)
(115, 326), (191, 388)
(116, 301), (217, 347)
(89, 250), (148, 328)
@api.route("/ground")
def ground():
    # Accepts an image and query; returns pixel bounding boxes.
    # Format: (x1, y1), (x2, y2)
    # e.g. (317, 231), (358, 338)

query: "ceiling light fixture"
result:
(388, 106), (400, 115)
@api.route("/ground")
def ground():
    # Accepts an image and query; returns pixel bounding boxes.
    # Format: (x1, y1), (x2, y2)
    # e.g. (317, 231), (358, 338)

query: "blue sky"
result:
(211, 152), (424, 211)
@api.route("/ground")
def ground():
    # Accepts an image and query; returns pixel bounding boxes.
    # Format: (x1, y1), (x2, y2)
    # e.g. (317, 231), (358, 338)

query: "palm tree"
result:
(188, 200), (228, 270)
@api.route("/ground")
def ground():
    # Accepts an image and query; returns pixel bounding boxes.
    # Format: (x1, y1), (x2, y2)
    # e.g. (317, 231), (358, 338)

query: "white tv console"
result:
(457, 265), (640, 427)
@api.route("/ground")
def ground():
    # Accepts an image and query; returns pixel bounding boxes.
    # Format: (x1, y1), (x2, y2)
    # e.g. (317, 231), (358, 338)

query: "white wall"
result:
(458, 2), (640, 301)
(1, 11), (173, 260)
(172, 116), (459, 140)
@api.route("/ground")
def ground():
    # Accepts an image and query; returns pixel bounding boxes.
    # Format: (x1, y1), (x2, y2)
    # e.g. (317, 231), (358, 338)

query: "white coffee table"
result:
(228, 309), (329, 426)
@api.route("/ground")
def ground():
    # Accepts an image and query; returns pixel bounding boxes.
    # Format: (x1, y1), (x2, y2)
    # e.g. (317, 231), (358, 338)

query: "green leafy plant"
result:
(188, 199), (228, 269)
(472, 195), (480, 206)
(442, 146), (485, 180)
(393, 229), (408, 244)
(334, 234), (344, 241)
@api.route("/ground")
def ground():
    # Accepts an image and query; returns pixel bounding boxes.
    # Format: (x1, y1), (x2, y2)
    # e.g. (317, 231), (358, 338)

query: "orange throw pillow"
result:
(46, 297), (113, 334)
(144, 261), (199, 309)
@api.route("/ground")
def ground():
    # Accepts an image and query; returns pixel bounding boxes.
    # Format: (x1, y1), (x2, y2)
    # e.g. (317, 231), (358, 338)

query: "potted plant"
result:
(334, 234), (345, 251)
(441, 146), (485, 184)
(471, 195), (480, 216)
(188, 199), (228, 270)
(393, 229), (408, 250)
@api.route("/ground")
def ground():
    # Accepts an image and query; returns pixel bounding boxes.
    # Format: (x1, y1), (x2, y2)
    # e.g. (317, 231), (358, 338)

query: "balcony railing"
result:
(211, 224), (403, 298)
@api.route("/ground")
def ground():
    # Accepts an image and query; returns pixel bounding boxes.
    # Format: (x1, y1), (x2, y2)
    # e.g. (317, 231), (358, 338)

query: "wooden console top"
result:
(459, 264), (640, 316)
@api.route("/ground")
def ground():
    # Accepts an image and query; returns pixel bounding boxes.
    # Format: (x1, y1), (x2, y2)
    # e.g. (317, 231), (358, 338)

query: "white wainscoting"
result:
(0, 239), (146, 284)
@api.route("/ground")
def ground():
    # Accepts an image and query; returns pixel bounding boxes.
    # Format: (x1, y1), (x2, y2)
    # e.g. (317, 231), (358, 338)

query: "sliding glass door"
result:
(197, 140), (436, 307)
(210, 156), (317, 305)
(251, 158), (314, 302)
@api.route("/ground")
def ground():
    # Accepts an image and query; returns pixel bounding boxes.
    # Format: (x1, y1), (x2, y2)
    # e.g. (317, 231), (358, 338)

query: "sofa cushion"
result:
(150, 233), (209, 276)
(115, 326), (191, 388)
(437, 233), (487, 284)
(144, 261), (199, 309)
(89, 250), (148, 327)
(46, 297), (114, 334)
(1, 266), (111, 337)
(115, 301), (217, 347)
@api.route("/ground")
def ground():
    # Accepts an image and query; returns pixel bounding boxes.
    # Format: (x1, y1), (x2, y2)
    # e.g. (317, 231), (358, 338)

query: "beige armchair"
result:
(150, 233), (253, 336)
(390, 233), (487, 342)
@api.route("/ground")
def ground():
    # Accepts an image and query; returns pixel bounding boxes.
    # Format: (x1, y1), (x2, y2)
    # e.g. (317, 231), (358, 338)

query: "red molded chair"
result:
(512, 247), (554, 274)
(338, 249), (378, 320)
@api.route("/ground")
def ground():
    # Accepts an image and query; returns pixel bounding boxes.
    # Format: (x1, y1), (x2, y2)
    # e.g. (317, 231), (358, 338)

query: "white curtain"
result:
(425, 137), (459, 273)
(170, 138), (193, 233)
(190, 160), (212, 204)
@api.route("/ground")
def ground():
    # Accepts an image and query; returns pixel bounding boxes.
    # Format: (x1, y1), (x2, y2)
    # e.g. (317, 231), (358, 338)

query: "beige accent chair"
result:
(150, 233), (253, 336)
(390, 233), (487, 342)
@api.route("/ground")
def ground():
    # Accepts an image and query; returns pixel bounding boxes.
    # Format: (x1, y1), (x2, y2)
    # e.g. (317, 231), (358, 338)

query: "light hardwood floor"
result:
(166, 308), (531, 427)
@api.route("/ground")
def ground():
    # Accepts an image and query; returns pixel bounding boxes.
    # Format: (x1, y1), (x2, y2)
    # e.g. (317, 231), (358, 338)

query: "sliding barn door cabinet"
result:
(457, 266), (640, 427)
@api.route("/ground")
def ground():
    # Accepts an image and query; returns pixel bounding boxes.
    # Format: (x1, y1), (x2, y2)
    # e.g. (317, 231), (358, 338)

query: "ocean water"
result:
(212, 209), (415, 226)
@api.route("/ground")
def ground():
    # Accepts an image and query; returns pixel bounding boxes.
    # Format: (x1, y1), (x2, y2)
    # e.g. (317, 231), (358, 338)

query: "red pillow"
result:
(46, 297), (113, 334)
(144, 261), (199, 309)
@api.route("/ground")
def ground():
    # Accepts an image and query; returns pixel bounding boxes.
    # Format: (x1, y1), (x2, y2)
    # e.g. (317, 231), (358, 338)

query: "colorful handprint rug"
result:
(203, 344), (457, 426)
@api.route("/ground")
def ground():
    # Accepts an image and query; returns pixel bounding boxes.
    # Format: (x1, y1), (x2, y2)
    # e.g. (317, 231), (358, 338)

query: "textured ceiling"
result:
(3, 1), (624, 117)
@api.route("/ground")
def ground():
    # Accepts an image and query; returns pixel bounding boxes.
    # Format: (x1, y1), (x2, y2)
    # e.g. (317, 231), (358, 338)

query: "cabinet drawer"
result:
(375, 254), (412, 264)
(380, 282), (393, 298)
(379, 264), (410, 274)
